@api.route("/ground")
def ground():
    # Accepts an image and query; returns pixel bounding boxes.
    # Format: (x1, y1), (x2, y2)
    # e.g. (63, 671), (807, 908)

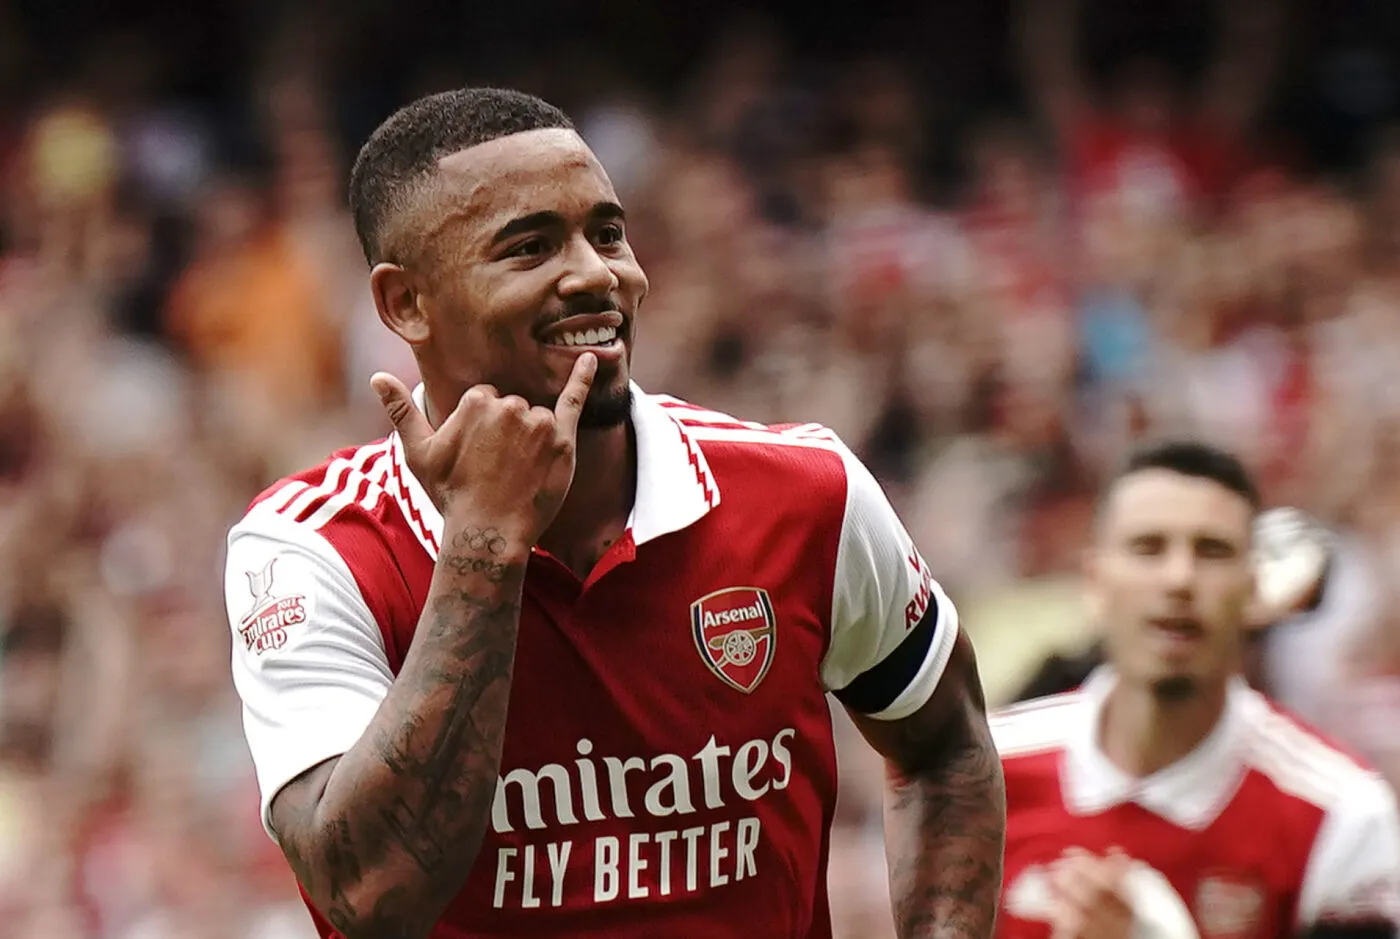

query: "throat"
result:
(538, 422), (636, 581)
(543, 532), (627, 582)
(1098, 680), (1227, 778)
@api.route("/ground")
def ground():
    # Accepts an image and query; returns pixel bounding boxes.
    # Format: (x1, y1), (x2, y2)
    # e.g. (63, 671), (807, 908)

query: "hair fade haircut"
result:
(348, 86), (575, 265)
(1111, 439), (1262, 512)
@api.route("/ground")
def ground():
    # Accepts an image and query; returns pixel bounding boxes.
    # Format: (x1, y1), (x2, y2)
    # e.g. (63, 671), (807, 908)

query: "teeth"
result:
(548, 326), (617, 347)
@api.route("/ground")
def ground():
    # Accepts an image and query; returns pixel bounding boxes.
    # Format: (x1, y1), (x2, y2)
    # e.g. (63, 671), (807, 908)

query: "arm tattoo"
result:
(272, 525), (528, 938)
(886, 704), (1006, 939)
(863, 634), (1006, 939)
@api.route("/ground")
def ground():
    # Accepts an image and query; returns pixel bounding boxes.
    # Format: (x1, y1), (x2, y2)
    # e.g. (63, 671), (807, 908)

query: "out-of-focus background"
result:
(3, 0), (1400, 935)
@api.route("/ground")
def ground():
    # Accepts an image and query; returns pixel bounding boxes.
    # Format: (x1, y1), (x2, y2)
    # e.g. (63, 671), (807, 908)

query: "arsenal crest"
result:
(691, 586), (777, 694)
(1194, 872), (1265, 939)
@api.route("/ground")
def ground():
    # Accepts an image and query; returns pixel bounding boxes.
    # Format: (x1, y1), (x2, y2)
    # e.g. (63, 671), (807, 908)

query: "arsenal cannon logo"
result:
(690, 586), (777, 694)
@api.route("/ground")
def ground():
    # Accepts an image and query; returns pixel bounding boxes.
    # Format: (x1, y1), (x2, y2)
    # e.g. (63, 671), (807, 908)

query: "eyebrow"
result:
(489, 201), (627, 246)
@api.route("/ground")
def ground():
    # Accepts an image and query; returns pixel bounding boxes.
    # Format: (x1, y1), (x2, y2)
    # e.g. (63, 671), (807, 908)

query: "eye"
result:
(596, 223), (625, 246)
(1127, 535), (1165, 556)
(508, 237), (549, 259)
(1196, 538), (1238, 560)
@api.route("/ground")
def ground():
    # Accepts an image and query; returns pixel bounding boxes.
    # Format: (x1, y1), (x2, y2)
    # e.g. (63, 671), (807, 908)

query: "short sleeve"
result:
(225, 507), (394, 838)
(820, 442), (958, 721)
(1296, 773), (1400, 931)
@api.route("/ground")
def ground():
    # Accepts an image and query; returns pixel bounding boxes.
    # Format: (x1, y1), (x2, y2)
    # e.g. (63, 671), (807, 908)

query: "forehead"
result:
(1100, 469), (1253, 542)
(432, 129), (617, 233)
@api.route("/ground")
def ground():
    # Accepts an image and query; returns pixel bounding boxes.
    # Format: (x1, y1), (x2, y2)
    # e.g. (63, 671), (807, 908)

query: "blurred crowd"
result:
(3, 1), (1400, 936)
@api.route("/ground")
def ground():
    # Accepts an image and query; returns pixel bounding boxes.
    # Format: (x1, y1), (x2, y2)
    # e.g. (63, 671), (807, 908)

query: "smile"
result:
(538, 311), (625, 349)
(544, 325), (618, 347)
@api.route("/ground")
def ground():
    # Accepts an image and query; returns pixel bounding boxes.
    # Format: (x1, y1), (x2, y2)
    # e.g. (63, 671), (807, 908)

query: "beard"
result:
(1151, 674), (1199, 702)
(578, 381), (632, 429)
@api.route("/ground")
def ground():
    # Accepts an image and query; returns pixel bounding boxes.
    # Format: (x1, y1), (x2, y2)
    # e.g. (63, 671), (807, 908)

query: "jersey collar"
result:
(1061, 667), (1252, 830)
(387, 382), (721, 559)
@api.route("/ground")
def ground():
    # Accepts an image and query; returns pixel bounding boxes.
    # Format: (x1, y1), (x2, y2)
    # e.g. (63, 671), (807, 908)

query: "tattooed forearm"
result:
(854, 631), (1006, 939)
(885, 708), (1006, 939)
(444, 554), (512, 583)
(269, 522), (529, 939)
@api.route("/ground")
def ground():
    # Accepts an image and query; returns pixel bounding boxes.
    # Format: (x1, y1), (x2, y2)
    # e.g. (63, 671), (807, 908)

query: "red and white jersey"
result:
(223, 384), (957, 939)
(992, 669), (1400, 939)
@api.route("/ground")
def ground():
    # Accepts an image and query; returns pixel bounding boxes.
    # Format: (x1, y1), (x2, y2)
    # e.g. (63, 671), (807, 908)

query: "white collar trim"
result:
(388, 381), (720, 559)
(1061, 667), (1251, 830)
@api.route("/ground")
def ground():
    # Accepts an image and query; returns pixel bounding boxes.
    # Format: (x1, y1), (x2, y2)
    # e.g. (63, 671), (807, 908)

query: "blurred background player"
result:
(1009, 504), (1335, 702)
(992, 441), (1400, 939)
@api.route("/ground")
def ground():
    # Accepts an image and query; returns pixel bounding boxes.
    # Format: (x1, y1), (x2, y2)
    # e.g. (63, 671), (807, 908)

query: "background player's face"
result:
(1086, 470), (1255, 699)
(405, 128), (647, 427)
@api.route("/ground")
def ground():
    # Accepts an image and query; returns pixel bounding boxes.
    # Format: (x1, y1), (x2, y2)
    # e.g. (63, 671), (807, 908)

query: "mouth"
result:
(537, 312), (626, 350)
(1146, 616), (1204, 649)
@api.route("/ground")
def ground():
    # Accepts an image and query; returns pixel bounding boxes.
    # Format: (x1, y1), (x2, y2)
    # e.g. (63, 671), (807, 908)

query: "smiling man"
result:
(992, 441), (1400, 939)
(222, 87), (1004, 939)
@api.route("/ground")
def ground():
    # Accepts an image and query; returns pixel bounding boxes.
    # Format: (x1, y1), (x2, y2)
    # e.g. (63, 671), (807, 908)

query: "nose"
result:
(558, 235), (619, 298)
(1160, 545), (1197, 597)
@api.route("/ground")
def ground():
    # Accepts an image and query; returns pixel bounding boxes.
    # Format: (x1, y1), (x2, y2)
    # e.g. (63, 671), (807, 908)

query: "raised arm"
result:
(233, 356), (596, 939)
(266, 514), (529, 939)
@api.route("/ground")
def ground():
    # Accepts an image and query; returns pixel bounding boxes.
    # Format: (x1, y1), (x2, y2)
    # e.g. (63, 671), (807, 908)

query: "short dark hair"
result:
(1110, 439), (1262, 512)
(348, 86), (575, 264)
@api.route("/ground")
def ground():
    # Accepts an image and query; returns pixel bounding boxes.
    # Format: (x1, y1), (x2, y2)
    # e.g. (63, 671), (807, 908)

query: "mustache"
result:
(537, 297), (625, 329)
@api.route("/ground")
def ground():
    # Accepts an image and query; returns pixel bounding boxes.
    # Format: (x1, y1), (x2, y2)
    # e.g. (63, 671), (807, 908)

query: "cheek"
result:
(616, 256), (649, 299)
(1204, 572), (1252, 615)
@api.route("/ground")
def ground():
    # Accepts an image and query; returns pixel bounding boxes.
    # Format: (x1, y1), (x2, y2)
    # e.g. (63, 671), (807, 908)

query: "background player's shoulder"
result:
(1241, 688), (1390, 811)
(990, 690), (1084, 759)
(235, 437), (397, 539)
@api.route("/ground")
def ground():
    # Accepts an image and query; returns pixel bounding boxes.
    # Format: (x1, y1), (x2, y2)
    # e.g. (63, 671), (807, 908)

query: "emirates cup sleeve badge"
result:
(690, 587), (777, 694)
(239, 558), (307, 655)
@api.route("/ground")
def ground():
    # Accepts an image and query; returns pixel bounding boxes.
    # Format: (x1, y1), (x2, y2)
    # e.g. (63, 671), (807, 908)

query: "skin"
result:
(1088, 468), (1256, 777)
(267, 127), (1004, 939)
(1051, 468), (1257, 938)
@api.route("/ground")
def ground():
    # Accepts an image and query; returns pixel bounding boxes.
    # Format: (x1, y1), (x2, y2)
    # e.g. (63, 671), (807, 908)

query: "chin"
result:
(1149, 674), (1200, 702)
(578, 382), (632, 429)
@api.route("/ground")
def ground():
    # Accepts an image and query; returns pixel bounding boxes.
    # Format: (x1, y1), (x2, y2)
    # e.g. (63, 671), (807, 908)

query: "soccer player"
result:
(1009, 504), (1335, 703)
(992, 441), (1400, 939)
(222, 87), (1005, 939)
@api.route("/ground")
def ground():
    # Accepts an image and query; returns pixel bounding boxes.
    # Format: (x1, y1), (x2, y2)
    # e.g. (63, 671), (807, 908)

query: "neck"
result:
(422, 380), (636, 572)
(1098, 675), (1230, 778)
(539, 422), (635, 563)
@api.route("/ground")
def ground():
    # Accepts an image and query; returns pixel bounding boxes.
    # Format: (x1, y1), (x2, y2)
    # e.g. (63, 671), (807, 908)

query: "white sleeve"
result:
(225, 507), (394, 838)
(1295, 773), (1400, 931)
(820, 442), (959, 721)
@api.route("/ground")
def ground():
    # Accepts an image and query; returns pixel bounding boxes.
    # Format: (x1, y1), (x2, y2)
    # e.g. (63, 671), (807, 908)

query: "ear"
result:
(370, 262), (431, 344)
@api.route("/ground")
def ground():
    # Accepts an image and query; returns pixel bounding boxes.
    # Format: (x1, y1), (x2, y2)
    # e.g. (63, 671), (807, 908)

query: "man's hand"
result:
(264, 362), (599, 939)
(371, 352), (596, 541)
(1047, 848), (1135, 939)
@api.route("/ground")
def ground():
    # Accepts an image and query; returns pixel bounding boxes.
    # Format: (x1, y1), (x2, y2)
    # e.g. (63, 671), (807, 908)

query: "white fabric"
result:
(225, 507), (394, 836)
(1059, 670), (1251, 830)
(394, 382), (720, 557)
(820, 439), (958, 720)
(1294, 769), (1400, 929)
